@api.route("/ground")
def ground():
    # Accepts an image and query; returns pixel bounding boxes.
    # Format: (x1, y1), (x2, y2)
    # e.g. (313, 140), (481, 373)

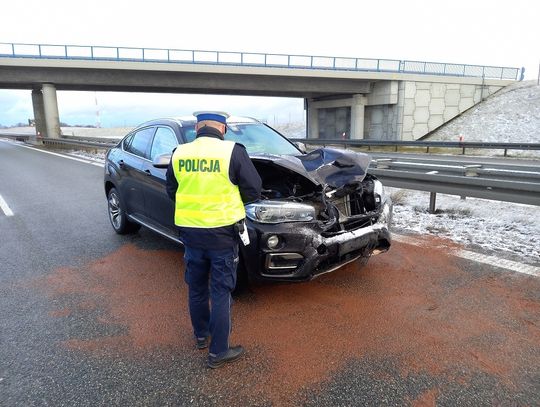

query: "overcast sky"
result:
(1, 0), (538, 127)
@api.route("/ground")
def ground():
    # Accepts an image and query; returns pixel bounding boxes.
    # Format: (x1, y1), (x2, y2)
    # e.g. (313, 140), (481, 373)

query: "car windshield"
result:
(182, 123), (300, 156)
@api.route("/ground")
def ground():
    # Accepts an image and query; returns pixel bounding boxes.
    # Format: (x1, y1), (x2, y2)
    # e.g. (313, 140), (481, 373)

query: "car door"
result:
(141, 126), (181, 231)
(119, 126), (156, 217)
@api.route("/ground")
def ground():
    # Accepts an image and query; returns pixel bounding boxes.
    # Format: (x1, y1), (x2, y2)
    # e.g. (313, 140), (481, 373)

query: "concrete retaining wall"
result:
(397, 81), (503, 140)
(364, 105), (400, 140)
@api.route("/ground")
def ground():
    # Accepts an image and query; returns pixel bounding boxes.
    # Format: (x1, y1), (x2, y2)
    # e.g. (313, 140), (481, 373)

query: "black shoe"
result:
(207, 345), (244, 368)
(196, 337), (209, 350)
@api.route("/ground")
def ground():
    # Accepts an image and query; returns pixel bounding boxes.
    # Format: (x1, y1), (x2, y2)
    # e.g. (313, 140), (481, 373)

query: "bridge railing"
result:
(0, 42), (520, 80)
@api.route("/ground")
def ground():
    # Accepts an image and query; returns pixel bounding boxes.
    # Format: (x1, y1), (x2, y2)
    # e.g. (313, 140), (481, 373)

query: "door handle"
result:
(144, 169), (152, 176)
(118, 160), (125, 167)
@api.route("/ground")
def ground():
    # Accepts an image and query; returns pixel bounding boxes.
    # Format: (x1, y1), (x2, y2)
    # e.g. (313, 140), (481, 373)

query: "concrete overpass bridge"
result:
(0, 43), (519, 141)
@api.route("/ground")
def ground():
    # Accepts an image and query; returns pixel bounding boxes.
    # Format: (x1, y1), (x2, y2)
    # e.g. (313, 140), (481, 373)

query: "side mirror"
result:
(153, 153), (172, 168)
(294, 141), (307, 153)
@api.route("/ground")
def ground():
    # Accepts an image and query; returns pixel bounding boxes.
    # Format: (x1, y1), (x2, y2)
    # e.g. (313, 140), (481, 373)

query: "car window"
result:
(123, 133), (134, 150)
(181, 123), (300, 155)
(150, 127), (179, 161)
(126, 127), (155, 158)
(225, 123), (300, 155)
(183, 127), (197, 143)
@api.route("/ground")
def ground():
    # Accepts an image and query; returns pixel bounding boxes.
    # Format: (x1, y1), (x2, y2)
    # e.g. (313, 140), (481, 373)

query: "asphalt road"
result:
(1, 140), (539, 406)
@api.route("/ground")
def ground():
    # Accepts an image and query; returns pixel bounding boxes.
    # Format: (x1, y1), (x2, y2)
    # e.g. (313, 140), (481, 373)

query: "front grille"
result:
(327, 191), (380, 234)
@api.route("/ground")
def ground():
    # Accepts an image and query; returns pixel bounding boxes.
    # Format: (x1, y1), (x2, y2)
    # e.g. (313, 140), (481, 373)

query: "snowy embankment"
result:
(388, 188), (539, 266)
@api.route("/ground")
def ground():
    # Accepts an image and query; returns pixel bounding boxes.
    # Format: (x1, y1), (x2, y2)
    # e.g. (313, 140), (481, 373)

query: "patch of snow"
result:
(388, 187), (540, 266)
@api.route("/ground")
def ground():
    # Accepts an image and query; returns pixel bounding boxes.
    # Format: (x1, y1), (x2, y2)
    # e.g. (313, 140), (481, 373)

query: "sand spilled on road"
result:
(40, 239), (540, 406)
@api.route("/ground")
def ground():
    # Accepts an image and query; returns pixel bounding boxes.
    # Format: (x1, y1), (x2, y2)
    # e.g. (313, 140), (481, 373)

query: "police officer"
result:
(165, 111), (261, 368)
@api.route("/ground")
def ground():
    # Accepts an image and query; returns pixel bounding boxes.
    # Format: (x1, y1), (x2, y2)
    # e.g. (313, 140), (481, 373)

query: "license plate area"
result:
(338, 235), (367, 257)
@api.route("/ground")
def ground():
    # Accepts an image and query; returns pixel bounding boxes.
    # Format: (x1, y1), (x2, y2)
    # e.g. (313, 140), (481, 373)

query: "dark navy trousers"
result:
(183, 244), (239, 355)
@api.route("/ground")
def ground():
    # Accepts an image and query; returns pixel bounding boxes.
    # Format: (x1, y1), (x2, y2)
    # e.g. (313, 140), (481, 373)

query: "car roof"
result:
(135, 116), (261, 129)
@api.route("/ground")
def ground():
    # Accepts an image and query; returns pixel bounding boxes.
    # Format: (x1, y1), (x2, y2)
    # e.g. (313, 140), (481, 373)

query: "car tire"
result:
(107, 187), (141, 234)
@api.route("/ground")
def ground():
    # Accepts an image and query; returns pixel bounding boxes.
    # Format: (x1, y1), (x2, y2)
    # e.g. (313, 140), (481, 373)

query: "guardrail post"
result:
(429, 192), (437, 213)
(504, 148), (508, 157)
(11, 43), (15, 56)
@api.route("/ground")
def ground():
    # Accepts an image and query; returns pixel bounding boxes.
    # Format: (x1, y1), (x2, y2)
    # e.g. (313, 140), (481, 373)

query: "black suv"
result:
(104, 116), (392, 282)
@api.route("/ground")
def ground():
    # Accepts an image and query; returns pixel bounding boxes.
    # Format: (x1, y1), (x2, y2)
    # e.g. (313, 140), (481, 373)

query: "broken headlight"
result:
(245, 201), (315, 224)
(373, 179), (384, 196)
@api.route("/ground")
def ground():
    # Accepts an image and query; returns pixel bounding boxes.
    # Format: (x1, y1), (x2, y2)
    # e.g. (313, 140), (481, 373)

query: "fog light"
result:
(267, 235), (280, 249)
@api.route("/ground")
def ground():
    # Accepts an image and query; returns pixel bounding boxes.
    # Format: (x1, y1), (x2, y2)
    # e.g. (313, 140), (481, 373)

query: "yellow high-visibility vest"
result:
(172, 137), (245, 228)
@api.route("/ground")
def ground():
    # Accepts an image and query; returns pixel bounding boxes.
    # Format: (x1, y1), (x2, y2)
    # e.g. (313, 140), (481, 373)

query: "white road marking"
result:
(0, 194), (14, 217)
(1, 140), (105, 167)
(457, 249), (540, 277)
(393, 233), (540, 277)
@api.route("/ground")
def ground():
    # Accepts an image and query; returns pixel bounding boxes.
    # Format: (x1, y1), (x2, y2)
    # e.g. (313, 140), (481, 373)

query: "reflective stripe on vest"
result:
(172, 137), (245, 228)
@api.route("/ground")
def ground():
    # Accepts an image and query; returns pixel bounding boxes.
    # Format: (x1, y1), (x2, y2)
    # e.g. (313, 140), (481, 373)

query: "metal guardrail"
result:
(291, 138), (540, 157)
(42, 137), (117, 149)
(0, 134), (117, 149)
(370, 158), (540, 209)
(0, 42), (521, 80)
(0, 133), (31, 141)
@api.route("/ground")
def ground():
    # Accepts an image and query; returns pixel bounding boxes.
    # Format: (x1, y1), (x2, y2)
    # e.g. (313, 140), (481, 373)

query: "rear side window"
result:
(125, 127), (155, 158)
(150, 127), (179, 161)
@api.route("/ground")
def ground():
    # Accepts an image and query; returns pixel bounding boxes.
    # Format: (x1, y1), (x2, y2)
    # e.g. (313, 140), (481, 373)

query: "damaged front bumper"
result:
(241, 207), (392, 282)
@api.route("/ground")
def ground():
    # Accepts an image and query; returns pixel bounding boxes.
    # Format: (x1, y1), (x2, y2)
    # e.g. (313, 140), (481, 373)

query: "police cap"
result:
(193, 111), (230, 124)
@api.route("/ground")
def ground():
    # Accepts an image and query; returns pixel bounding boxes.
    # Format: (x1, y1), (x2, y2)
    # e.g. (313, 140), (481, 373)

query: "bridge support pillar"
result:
(306, 99), (319, 138)
(41, 83), (61, 139)
(31, 89), (46, 144)
(350, 95), (367, 140)
(306, 94), (367, 140)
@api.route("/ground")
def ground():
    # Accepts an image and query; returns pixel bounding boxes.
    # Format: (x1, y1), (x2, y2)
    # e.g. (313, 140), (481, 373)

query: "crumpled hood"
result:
(251, 147), (371, 189)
